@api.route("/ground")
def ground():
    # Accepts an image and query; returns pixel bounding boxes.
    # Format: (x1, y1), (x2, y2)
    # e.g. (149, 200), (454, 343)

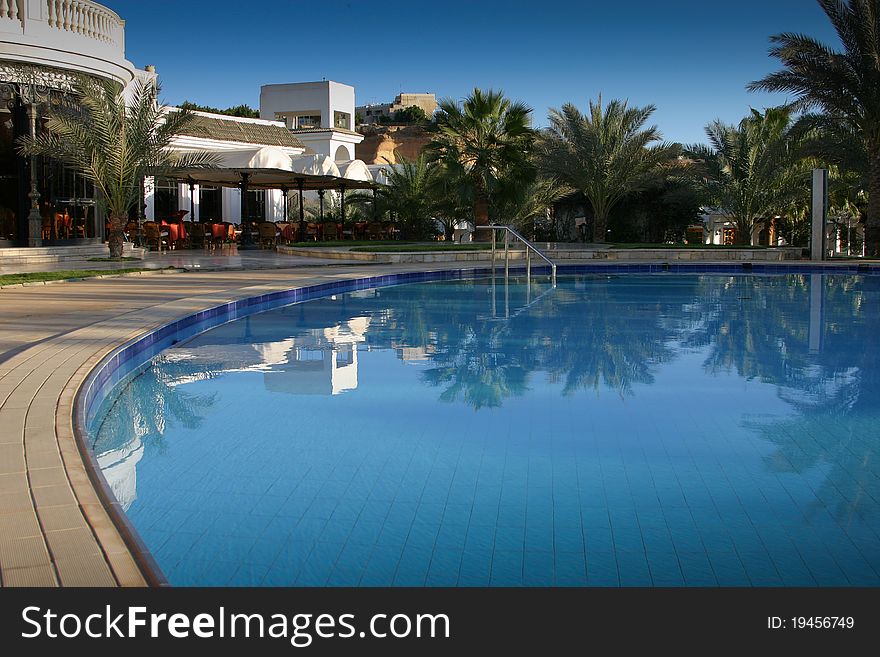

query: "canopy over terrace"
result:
(166, 162), (376, 246)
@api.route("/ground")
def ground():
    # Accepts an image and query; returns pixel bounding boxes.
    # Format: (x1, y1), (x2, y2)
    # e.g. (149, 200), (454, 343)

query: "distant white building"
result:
(356, 92), (437, 125)
(260, 81), (363, 162)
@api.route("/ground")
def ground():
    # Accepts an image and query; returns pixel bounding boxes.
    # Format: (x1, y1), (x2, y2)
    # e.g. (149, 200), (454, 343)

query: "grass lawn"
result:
(288, 240), (401, 247)
(0, 268), (150, 285)
(351, 244), (492, 253)
(87, 256), (141, 262)
(609, 243), (773, 249)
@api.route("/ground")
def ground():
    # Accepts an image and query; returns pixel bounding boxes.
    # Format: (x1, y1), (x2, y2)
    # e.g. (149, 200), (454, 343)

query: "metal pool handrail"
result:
(478, 224), (557, 286)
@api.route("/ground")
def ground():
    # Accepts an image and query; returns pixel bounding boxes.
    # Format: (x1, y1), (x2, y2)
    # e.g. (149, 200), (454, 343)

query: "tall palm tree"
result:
(748, 0), (880, 255)
(20, 77), (213, 257)
(688, 107), (813, 245)
(428, 88), (534, 238)
(535, 98), (680, 242)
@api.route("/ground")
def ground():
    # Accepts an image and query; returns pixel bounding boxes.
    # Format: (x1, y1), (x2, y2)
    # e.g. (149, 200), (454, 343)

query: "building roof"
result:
(177, 114), (304, 149)
(292, 127), (363, 137)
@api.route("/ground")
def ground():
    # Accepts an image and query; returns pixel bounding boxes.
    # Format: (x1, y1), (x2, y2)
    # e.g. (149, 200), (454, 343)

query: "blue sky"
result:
(105, 0), (838, 145)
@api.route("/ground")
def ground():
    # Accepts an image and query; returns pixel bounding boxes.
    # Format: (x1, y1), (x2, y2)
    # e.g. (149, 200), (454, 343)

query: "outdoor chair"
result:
(189, 222), (206, 249)
(323, 222), (339, 240)
(305, 222), (318, 241)
(258, 222), (277, 249)
(143, 221), (168, 252)
(367, 222), (384, 240)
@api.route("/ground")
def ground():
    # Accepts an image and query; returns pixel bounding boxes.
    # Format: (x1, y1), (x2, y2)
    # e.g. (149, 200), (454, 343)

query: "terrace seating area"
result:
(125, 219), (402, 251)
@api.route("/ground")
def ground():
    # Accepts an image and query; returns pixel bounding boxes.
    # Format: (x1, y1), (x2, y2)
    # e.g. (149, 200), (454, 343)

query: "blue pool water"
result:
(89, 274), (880, 586)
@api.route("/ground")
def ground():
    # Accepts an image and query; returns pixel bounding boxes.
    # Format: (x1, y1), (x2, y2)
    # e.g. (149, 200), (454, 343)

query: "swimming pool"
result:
(88, 272), (880, 586)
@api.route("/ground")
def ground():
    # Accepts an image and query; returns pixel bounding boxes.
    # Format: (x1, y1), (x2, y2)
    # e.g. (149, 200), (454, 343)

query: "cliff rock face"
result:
(355, 125), (432, 164)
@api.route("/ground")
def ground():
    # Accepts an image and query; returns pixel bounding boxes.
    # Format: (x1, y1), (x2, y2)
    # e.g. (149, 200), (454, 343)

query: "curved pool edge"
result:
(70, 261), (880, 587)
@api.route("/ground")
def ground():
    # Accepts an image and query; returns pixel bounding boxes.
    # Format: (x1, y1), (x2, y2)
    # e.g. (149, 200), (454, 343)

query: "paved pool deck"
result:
(1, 255), (876, 587)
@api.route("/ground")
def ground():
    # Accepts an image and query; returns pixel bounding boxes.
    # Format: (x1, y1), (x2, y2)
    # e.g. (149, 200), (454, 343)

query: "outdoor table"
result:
(281, 224), (298, 242)
(209, 223), (228, 241)
(160, 220), (187, 244)
(55, 212), (72, 238)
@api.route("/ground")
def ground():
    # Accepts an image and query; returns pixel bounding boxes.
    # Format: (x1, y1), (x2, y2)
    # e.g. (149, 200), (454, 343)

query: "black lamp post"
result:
(188, 178), (196, 223)
(239, 172), (255, 248)
(318, 188), (325, 223)
(297, 177), (305, 242)
(339, 183), (346, 223)
(280, 186), (289, 224)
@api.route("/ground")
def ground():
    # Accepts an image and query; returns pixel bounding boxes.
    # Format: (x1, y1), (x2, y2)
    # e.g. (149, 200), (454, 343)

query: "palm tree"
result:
(428, 88), (534, 238)
(373, 153), (442, 239)
(535, 98), (680, 243)
(688, 107), (812, 245)
(493, 176), (573, 237)
(431, 167), (472, 241)
(748, 0), (880, 255)
(19, 77), (213, 257)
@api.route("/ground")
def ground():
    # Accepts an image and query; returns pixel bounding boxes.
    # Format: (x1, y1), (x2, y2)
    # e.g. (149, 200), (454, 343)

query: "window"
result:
(199, 186), (221, 221)
(154, 178), (179, 220)
(245, 189), (265, 222)
(334, 111), (351, 130)
(296, 115), (321, 129)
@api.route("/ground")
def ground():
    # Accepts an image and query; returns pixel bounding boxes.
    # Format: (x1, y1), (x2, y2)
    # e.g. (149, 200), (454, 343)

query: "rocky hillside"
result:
(355, 124), (432, 164)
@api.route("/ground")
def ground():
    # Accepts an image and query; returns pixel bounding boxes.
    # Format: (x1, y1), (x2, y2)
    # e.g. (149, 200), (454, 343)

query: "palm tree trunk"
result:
(473, 193), (490, 242)
(107, 213), (126, 258)
(736, 217), (753, 246)
(866, 146), (880, 257)
(592, 209), (608, 243)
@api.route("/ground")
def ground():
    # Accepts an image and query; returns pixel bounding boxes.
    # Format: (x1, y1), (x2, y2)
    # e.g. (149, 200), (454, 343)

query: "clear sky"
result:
(104, 0), (839, 145)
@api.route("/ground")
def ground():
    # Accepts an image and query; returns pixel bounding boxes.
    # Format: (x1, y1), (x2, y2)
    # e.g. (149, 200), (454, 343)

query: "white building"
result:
(1, 0), (136, 248)
(146, 107), (307, 223)
(1, 4), (377, 244)
(259, 80), (364, 163)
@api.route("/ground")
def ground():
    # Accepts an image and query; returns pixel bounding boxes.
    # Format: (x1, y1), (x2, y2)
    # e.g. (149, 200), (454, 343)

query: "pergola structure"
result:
(167, 167), (376, 248)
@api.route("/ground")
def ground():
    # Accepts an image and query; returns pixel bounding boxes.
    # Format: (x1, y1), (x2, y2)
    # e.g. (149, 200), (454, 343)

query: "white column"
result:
(222, 186), (241, 223)
(266, 189), (284, 221)
(811, 169), (827, 262)
(143, 176), (155, 221)
(178, 182), (190, 212)
(193, 184), (200, 222)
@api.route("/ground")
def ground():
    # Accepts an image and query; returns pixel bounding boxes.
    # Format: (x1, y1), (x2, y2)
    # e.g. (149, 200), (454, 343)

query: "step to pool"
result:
(0, 243), (145, 265)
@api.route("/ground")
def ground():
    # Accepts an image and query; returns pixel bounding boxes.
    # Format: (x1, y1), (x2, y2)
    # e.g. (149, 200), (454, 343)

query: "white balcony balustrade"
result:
(1, 0), (132, 85)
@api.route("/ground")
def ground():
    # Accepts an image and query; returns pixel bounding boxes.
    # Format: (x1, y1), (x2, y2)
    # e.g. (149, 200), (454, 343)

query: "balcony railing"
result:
(45, 0), (123, 45)
(0, 0), (129, 81)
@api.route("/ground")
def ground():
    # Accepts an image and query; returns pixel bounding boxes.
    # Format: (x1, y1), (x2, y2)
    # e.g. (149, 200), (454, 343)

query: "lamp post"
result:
(339, 183), (346, 223)
(318, 188), (325, 223)
(5, 73), (51, 247)
(297, 177), (305, 241)
(188, 178), (196, 223)
(239, 172), (255, 248)
(280, 186), (289, 224)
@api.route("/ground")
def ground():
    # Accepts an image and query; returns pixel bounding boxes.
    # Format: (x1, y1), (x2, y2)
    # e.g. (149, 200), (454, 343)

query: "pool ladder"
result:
(481, 224), (557, 286)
